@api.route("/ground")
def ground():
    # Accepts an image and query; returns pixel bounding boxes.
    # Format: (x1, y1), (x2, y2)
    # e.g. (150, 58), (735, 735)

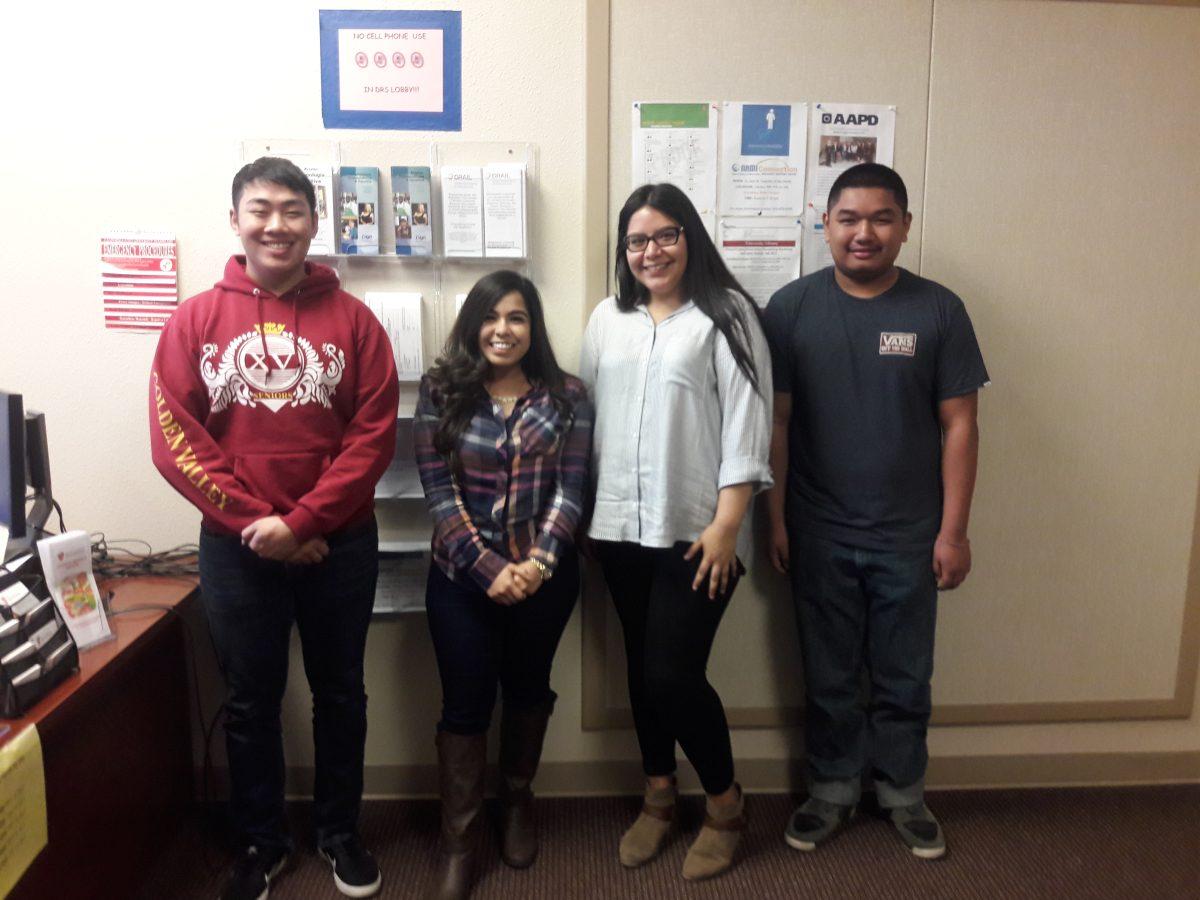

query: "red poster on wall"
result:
(100, 231), (178, 332)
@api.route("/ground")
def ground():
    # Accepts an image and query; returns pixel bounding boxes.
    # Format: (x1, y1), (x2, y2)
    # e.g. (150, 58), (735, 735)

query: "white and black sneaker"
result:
(889, 801), (947, 859)
(784, 797), (856, 851)
(220, 845), (287, 900)
(320, 835), (382, 897)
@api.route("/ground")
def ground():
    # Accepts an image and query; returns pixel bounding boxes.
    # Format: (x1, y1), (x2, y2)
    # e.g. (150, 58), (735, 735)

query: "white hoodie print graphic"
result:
(202, 329), (346, 414)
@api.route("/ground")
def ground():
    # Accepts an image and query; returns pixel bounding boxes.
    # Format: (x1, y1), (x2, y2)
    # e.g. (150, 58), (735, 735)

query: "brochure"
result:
(483, 163), (527, 258)
(338, 167), (381, 255)
(37, 531), (111, 649)
(391, 166), (433, 257)
(441, 166), (484, 257)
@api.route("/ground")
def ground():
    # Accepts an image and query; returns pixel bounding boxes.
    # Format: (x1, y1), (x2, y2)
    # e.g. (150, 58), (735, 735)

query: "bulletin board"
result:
(582, 0), (1200, 730)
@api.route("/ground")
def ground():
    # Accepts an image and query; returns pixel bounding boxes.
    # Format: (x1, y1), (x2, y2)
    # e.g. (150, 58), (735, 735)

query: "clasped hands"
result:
(486, 558), (546, 605)
(241, 515), (329, 565)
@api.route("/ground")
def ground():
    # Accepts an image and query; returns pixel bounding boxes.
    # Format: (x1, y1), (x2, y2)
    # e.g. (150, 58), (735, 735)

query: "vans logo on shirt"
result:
(879, 332), (917, 357)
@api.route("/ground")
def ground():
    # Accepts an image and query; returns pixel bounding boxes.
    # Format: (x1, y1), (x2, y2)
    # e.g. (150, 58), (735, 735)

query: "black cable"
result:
(20, 496), (66, 535)
(90, 532), (199, 580)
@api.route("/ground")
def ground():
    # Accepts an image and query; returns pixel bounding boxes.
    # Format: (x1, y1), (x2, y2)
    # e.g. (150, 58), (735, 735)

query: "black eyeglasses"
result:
(622, 226), (684, 252)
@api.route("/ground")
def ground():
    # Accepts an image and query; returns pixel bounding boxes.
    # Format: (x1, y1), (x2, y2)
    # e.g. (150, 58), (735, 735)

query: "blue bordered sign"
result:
(320, 10), (462, 131)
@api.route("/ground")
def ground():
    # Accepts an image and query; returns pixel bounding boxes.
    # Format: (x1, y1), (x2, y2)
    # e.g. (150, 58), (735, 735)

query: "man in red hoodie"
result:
(150, 157), (398, 900)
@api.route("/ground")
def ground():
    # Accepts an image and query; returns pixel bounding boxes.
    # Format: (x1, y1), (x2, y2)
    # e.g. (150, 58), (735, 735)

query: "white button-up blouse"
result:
(579, 295), (773, 555)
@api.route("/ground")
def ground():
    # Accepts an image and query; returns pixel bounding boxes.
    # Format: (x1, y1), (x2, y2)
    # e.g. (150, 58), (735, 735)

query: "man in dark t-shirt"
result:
(762, 164), (989, 861)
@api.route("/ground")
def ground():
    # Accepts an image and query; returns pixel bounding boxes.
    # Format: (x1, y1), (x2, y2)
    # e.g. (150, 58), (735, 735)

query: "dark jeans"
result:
(424, 549), (579, 735)
(198, 519), (378, 852)
(789, 529), (937, 808)
(595, 541), (742, 796)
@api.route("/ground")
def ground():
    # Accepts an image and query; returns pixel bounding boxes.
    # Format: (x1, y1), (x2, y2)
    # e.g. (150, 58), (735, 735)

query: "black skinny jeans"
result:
(198, 520), (378, 852)
(595, 540), (742, 795)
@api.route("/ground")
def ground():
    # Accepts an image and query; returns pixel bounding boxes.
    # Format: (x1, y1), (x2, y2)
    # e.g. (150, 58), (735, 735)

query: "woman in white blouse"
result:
(579, 183), (772, 881)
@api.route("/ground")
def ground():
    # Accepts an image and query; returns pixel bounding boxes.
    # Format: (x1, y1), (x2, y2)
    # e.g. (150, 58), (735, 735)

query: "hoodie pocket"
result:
(234, 452), (331, 513)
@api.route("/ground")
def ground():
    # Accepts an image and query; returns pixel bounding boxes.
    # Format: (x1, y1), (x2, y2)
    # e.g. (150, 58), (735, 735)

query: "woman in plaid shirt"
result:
(415, 270), (593, 899)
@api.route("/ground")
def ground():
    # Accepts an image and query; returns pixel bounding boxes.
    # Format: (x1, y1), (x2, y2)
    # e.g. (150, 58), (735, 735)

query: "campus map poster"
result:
(632, 102), (719, 234)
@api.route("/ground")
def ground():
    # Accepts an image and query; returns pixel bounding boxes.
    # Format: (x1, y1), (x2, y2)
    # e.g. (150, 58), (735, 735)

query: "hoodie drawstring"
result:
(255, 289), (273, 374)
(291, 292), (301, 366)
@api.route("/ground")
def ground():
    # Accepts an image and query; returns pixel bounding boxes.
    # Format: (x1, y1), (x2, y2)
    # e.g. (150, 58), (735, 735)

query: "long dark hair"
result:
(427, 270), (572, 475)
(615, 183), (762, 392)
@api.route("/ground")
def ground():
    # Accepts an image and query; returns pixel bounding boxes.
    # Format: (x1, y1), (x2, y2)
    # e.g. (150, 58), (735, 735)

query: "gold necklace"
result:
(488, 383), (529, 404)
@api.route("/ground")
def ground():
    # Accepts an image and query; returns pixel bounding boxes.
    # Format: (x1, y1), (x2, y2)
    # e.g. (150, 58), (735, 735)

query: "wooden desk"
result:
(5, 577), (198, 900)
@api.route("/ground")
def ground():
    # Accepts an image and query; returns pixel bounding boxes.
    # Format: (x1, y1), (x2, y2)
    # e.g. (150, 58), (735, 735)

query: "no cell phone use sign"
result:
(320, 9), (462, 131)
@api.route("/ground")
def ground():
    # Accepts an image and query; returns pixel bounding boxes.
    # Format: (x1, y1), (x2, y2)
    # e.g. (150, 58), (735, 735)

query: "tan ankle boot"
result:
(682, 784), (745, 881)
(618, 779), (676, 867)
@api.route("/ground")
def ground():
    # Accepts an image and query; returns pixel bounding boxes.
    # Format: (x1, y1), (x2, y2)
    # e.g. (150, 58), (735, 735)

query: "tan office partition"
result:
(584, 0), (1200, 730)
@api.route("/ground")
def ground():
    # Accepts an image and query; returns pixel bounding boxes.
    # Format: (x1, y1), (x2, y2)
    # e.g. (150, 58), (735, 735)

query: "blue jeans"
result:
(424, 549), (579, 735)
(198, 519), (378, 852)
(789, 530), (937, 809)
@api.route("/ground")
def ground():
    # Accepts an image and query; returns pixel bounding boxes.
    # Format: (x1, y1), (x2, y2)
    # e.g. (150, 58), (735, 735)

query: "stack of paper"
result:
(483, 163), (527, 258)
(441, 166), (484, 257)
(365, 292), (424, 382)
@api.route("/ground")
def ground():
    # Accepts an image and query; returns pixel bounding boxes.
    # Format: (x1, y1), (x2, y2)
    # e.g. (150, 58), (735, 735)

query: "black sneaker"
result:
(784, 797), (856, 851)
(220, 845), (287, 900)
(320, 835), (382, 898)
(889, 801), (947, 859)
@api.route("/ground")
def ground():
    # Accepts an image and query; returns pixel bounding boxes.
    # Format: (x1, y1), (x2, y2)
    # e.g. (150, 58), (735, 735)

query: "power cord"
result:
(20, 494), (67, 536)
(91, 533), (200, 579)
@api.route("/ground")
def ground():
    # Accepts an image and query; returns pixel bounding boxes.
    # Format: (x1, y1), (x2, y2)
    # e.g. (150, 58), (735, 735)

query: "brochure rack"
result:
(0, 564), (80, 718)
(238, 140), (538, 614)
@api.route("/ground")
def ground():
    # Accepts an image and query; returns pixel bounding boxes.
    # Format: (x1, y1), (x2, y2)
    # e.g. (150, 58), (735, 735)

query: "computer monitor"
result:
(1, 390), (55, 561)
(24, 410), (52, 539)
(1, 391), (24, 546)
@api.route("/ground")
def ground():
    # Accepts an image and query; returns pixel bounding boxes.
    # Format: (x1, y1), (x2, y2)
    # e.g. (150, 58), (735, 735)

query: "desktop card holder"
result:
(0, 570), (80, 718)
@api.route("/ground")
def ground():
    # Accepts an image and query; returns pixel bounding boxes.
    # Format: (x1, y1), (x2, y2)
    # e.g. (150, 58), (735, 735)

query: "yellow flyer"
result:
(0, 724), (49, 894)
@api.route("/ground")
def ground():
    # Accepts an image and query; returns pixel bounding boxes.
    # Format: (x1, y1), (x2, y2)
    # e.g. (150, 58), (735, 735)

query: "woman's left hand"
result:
(684, 521), (739, 600)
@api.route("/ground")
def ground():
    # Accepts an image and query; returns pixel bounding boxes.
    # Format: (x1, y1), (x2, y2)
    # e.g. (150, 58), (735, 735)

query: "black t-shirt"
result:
(762, 267), (990, 550)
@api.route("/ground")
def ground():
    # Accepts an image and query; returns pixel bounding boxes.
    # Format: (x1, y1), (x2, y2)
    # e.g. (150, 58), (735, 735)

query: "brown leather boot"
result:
(432, 731), (487, 900)
(497, 697), (554, 868)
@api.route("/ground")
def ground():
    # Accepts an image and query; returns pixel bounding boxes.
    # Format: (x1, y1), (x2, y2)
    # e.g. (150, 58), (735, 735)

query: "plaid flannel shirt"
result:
(415, 375), (593, 590)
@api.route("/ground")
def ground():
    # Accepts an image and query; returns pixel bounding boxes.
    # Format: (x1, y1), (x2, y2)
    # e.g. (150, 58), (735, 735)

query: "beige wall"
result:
(2, 0), (1197, 794)
(597, 0), (1200, 786)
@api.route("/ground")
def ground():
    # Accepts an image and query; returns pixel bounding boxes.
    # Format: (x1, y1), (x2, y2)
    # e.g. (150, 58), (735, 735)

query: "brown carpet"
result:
(138, 786), (1200, 899)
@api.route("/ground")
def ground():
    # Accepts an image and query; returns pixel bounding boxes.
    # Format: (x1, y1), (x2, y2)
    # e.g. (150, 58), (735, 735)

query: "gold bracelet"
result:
(530, 557), (552, 582)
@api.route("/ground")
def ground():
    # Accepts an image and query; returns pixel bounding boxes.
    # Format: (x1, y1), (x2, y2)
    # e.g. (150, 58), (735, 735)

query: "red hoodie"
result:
(150, 256), (399, 543)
